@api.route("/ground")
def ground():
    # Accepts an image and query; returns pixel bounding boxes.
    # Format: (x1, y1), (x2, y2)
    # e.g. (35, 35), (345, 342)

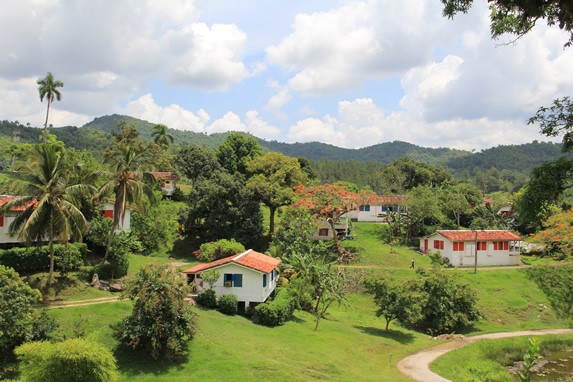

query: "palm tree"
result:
(37, 72), (64, 142)
(151, 124), (174, 148)
(0, 143), (90, 288)
(98, 143), (156, 262)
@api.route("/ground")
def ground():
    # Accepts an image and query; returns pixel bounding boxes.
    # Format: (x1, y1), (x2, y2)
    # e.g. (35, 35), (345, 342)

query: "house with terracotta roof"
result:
(420, 230), (522, 267)
(151, 172), (179, 196)
(347, 195), (409, 222)
(183, 249), (281, 311)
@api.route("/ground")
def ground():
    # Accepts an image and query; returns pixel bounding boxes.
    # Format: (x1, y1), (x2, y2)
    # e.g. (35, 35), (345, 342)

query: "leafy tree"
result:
(363, 277), (422, 331)
(309, 260), (347, 331)
(297, 156), (319, 181)
(216, 132), (263, 176)
(0, 265), (55, 356)
(16, 337), (117, 382)
(115, 264), (197, 361)
(441, 0), (573, 47)
(0, 142), (90, 287)
(198, 239), (245, 261)
(201, 269), (220, 290)
(175, 145), (220, 188)
(98, 122), (156, 262)
(246, 152), (307, 237)
(405, 185), (443, 238)
(37, 72), (64, 142)
(151, 124), (174, 148)
(529, 209), (573, 259)
(131, 198), (182, 256)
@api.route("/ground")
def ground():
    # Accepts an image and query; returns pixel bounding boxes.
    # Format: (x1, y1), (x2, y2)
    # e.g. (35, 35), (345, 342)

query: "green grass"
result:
(431, 334), (573, 381)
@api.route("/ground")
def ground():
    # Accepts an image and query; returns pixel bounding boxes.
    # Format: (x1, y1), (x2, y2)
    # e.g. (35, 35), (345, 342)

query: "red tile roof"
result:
(367, 195), (409, 205)
(0, 195), (36, 212)
(435, 230), (522, 241)
(183, 249), (281, 274)
(151, 172), (179, 181)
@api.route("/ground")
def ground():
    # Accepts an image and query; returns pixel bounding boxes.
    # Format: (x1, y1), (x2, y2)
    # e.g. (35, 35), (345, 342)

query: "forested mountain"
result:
(0, 115), (566, 176)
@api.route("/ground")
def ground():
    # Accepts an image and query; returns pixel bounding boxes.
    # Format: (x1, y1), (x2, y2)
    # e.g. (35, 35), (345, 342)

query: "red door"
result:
(424, 239), (428, 253)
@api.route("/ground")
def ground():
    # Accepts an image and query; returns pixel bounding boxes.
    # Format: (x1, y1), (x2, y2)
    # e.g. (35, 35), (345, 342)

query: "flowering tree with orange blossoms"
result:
(529, 209), (573, 259)
(293, 183), (373, 244)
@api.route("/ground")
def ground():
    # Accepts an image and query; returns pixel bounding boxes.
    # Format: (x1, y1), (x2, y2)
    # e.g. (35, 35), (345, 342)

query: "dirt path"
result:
(45, 296), (123, 309)
(397, 328), (573, 382)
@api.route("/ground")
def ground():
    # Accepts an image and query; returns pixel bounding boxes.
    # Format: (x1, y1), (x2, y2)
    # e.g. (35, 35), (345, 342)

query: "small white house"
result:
(101, 202), (132, 232)
(420, 230), (522, 267)
(183, 249), (281, 311)
(347, 195), (409, 222)
(0, 195), (33, 244)
(311, 217), (351, 240)
(151, 172), (179, 196)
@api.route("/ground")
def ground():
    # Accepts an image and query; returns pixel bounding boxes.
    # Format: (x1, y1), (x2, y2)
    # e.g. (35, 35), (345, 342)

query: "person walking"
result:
(410, 259), (415, 269)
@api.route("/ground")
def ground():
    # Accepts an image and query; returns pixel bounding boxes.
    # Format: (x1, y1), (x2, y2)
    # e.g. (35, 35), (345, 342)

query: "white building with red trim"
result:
(151, 172), (178, 196)
(347, 195), (409, 222)
(183, 249), (281, 311)
(420, 230), (522, 267)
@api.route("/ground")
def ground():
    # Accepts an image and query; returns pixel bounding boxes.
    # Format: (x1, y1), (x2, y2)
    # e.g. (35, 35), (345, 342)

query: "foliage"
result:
(518, 337), (541, 382)
(15, 337), (117, 382)
(195, 289), (218, 309)
(198, 239), (246, 262)
(407, 270), (480, 335)
(0, 242), (85, 274)
(526, 265), (573, 320)
(131, 199), (183, 256)
(86, 215), (114, 250)
(441, 0), (573, 47)
(151, 124), (174, 148)
(245, 152), (307, 237)
(0, 142), (91, 287)
(254, 288), (295, 327)
(115, 264), (196, 361)
(363, 277), (422, 331)
(201, 269), (220, 290)
(37, 72), (64, 140)
(529, 209), (573, 259)
(405, 185), (444, 238)
(107, 233), (133, 279)
(0, 265), (55, 356)
(175, 144), (220, 187)
(216, 132), (263, 176)
(217, 294), (238, 315)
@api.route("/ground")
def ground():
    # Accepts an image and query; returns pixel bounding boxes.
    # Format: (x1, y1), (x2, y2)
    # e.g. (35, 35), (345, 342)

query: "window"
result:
(477, 241), (487, 251)
(271, 270), (274, 281)
(359, 205), (371, 212)
(223, 273), (242, 287)
(224, 273), (233, 287)
(453, 242), (465, 251)
(319, 228), (329, 236)
(233, 274), (243, 288)
(263, 274), (267, 288)
(433, 240), (444, 250)
(493, 241), (509, 251)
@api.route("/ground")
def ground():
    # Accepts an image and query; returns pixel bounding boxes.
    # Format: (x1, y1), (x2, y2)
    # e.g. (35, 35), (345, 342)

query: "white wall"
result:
(0, 215), (23, 243)
(194, 263), (278, 306)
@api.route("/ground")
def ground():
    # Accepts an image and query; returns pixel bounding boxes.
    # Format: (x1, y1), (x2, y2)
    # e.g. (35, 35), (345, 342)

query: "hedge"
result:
(218, 294), (238, 315)
(254, 288), (295, 327)
(0, 243), (87, 273)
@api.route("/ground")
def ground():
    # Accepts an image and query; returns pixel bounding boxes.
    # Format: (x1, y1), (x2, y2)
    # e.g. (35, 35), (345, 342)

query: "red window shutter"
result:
(459, 242), (464, 251)
(0, 215), (3, 227)
(441, 241), (444, 250)
(453, 242), (458, 251)
(504, 242), (509, 250)
(434, 241), (438, 249)
(104, 210), (114, 219)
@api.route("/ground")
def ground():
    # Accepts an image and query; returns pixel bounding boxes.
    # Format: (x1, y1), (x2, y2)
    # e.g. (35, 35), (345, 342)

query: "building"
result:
(420, 230), (522, 267)
(151, 172), (179, 196)
(347, 195), (409, 222)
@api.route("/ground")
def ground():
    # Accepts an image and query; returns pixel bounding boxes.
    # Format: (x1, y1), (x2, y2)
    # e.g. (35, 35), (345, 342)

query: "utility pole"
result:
(474, 230), (478, 274)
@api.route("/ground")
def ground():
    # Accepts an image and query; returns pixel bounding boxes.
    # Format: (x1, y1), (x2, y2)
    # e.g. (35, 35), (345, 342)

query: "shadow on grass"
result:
(353, 325), (415, 344)
(114, 345), (187, 378)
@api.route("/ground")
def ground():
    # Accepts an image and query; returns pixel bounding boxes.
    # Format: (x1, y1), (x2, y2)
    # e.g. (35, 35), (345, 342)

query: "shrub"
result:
(195, 289), (217, 309)
(217, 294), (238, 315)
(90, 263), (113, 281)
(254, 288), (295, 327)
(0, 243), (86, 274)
(198, 239), (245, 262)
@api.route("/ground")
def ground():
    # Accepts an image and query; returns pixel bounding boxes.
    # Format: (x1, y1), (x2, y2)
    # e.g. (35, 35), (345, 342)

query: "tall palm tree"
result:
(37, 72), (64, 142)
(151, 124), (174, 148)
(0, 143), (90, 288)
(98, 143), (156, 262)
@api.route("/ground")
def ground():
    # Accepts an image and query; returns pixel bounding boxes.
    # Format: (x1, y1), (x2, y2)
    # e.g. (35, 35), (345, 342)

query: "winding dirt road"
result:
(397, 328), (573, 381)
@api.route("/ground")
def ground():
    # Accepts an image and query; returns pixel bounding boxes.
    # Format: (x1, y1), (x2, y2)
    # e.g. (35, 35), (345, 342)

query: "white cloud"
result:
(207, 112), (246, 133)
(245, 111), (281, 140)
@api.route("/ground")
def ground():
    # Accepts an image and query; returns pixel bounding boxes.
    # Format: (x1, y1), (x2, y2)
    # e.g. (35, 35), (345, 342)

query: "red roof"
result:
(0, 195), (36, 212)
(367, 195), (409, 205)
(434, 230), (522, 241)
(151, 172), (179, 181)
(183, 249), (281, 274)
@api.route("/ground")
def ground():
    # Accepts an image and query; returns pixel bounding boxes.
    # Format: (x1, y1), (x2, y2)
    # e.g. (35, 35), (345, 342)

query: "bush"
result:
(217, 294), (238, 315)
(90, 263), (113, 281)
(254, 288), (295, 327)
(0, 243), (86, 274)
(195, 289), (217, 309)
(198, 239), (245, 262)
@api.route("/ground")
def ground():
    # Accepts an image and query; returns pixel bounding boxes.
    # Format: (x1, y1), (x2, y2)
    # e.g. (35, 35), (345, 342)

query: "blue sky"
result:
(1, 0), (572, 150)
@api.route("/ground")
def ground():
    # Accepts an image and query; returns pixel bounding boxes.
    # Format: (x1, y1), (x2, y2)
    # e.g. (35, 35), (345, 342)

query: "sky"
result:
(1, 0), (572, 151)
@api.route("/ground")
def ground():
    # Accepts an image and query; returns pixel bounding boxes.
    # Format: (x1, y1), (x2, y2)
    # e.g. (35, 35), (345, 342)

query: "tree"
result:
(441, 0), (573, 47)
(246, 152), (307, 238)
(441, 184), (471, 228)
(216, 132), (263, 176)
(528, 209), (573, 259)
(37, 72), (64, 142)
(16, 337), (117, 382)
(310, 261), (347, 331)
(151, 123), (174, 148)
(405, 185), (444, 238)
(0, 265), (55, 355)
(0, 142), (90, 287)
(98, 122), (156, 262)
(529, 97), (573, 152)
(114, 264), (197, 361)
(175, 145), (220, 188)
(201, 269), (220, 290)
(363, 277), (422, 331)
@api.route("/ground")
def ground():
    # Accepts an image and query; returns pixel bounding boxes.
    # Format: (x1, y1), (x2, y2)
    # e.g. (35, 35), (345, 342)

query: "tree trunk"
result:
(102, 221), (118, 264)
(43, 99), (51, 142)
(385, 319), (390, 331)
(268, 206), (276, 239)
(47, 239), (54, 288)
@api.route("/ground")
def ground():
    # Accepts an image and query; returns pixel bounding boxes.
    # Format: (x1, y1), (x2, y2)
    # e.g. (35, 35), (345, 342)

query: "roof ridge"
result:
(233, 249), (252, 261)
